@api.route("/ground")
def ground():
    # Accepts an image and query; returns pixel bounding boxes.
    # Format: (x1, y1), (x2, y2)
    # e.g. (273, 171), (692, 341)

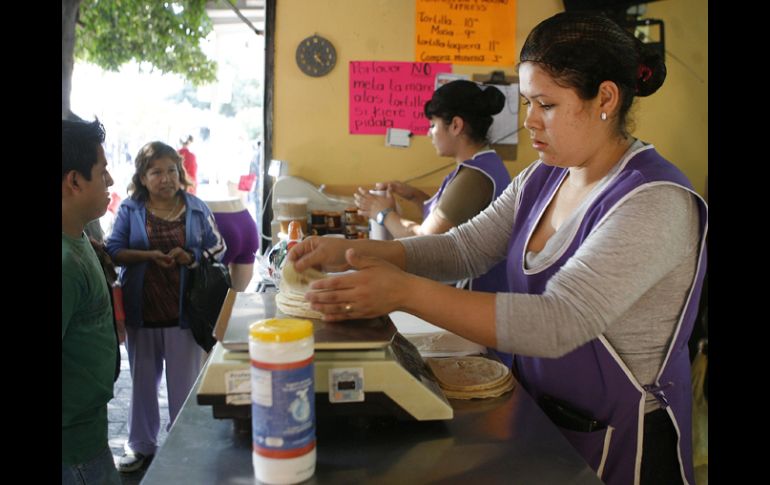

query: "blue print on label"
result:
(252, 363), (315, 452)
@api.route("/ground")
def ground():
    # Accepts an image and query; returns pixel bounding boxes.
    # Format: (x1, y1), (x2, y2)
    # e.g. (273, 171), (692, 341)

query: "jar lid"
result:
(250, 318), (313, 342)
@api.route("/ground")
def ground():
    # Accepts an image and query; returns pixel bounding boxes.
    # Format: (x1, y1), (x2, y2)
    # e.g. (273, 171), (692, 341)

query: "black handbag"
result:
(185, 250), (231, 352)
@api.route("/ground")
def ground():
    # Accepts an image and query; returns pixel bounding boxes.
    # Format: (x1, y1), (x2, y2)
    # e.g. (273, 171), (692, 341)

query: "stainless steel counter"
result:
(142, 360), (603, 484)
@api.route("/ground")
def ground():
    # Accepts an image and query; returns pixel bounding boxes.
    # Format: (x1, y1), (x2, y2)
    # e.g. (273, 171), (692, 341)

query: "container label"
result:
(252, 360), (315, 458)
(251, 368), (273, 407)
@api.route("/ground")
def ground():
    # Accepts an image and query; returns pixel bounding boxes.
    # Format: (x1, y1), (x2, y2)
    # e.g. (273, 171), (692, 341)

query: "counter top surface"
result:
(142, 363), (603, 484)
(144, 291), (602, 484)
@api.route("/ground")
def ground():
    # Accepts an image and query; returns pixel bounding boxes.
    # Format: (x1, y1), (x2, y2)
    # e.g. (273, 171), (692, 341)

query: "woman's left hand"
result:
(305, 248), (412, 321)
(354, 187), (395, 219)
(169, 247), (194, 266)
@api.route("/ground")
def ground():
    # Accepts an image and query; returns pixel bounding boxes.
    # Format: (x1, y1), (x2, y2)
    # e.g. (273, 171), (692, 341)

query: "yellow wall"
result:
(637, 0), (708, 196)
(273, 0), (707, 196)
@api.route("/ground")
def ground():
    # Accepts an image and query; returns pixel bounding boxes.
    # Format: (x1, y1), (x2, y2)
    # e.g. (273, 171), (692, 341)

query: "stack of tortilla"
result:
(275, 262), (327, 319)
(426, 356), (515, 400)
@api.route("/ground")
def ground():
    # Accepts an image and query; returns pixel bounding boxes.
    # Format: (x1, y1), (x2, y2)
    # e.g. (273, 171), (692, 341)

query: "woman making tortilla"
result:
(288, 12), (707, 485)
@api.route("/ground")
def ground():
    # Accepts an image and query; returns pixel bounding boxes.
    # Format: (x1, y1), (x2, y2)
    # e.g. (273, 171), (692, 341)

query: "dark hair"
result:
(519, 11), (665, 136)
(62, 118), (106, 181)
(128, 141), (191, 200)
(424, 80), (506, 144)
(180, 134), (194, 146)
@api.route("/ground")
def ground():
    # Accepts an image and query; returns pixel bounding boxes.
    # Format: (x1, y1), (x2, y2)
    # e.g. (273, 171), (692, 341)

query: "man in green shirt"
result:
(62, 118), (120, 485)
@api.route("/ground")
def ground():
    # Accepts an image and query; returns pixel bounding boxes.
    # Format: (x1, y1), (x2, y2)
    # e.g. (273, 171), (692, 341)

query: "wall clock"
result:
(296, 34), (337, 77)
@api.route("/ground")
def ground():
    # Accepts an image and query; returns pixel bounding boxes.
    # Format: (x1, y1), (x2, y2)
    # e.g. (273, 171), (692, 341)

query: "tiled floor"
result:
(107, 344), (169, 484)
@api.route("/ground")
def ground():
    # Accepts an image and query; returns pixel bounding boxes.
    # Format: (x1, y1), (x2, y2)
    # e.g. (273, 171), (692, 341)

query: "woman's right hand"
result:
(354, 187), (394, 219)
(288, 236), (354, 274)
(305, 248), (412, 321)
(149, 250), (175, 268)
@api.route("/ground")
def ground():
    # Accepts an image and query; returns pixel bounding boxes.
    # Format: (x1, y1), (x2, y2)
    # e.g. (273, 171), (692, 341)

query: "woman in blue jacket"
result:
(106, 141), (225, 472)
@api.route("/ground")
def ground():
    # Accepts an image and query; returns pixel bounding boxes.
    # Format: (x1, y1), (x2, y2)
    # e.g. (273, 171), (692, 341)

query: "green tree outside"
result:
(62, 0), (218, 119)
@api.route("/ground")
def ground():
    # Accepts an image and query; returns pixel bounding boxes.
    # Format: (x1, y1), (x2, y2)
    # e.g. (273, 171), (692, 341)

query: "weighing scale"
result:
(197, 291), (454, 421)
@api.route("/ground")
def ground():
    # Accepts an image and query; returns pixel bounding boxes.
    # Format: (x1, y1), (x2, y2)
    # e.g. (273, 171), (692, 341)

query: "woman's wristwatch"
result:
(375, 207), (394, 225)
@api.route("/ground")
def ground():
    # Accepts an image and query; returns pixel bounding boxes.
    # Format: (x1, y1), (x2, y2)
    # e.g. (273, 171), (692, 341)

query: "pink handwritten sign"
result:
(349, 61), (452, 135)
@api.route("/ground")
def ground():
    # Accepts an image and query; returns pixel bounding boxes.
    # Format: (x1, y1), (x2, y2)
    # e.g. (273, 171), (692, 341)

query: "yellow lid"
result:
(249, 318), (313, 342)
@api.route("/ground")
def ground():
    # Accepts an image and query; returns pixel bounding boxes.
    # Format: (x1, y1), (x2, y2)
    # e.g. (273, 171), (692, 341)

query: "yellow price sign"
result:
(415, 0), (517, 66)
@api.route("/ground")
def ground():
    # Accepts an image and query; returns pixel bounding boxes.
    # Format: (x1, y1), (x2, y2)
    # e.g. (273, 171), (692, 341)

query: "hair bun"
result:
(635, 46), (666, 97)
(479, 86), (506, 115)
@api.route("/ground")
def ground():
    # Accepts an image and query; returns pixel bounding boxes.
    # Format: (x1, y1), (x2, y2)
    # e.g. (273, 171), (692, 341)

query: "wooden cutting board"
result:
(219, 290), (397, 351)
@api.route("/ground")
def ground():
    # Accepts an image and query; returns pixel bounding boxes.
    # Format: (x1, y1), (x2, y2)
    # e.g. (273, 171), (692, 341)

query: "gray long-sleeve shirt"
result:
(400, 141), (700, 411)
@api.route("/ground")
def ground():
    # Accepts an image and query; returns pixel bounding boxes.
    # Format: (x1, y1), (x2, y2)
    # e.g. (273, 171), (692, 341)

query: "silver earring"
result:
(601, 112), (607, 121)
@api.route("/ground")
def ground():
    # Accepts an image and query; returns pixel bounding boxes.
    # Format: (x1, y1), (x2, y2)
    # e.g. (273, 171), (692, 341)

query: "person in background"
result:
(204, 196), (260, 291)
(106, 141), (225, 472)
(355, 79), (511, 294)
(289, 12), (707, 485)
(356, 80), (509, 238)
(356, 79), (513, 365)
(62, 118), (121, 485)
(178, 134), (197, 195)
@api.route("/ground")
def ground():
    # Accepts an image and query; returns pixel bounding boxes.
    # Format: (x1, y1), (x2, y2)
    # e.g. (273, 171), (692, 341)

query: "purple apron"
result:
(506, 146), (707, 485)
(423, 150), (511, 293)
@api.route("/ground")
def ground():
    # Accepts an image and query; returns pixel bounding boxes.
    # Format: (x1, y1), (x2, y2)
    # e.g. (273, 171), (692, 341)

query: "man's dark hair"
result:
(62, 118), (106, 181)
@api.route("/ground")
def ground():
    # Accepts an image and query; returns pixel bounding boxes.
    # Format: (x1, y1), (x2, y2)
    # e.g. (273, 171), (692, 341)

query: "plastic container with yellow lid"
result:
(249, 318), (315, 484)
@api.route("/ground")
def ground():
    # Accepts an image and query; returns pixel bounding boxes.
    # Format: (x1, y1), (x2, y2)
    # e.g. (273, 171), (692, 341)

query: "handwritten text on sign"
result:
(349, 61), (452, 135)
(415, 0), (517, 66)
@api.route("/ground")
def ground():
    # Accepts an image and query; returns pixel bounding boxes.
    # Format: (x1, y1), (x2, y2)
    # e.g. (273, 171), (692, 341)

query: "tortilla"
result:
(440, 374), (515, 400)
(282, 262), (326, 289)
(275, 290), (323, 319)
(427, 356), (509, 390)
(275, 263), (327, 319)
(426, 356), (515, 399)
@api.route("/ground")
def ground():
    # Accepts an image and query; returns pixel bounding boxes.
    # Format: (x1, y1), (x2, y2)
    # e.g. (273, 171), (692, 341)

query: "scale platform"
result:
(197, 291), (453, 421)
